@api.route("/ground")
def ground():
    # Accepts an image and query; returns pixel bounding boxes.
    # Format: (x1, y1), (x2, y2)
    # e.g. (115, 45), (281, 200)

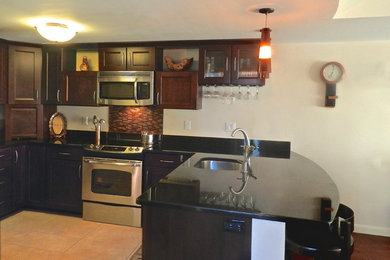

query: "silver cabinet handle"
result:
(225, 57), (229, 71)
(78, 165), (82, 179)
(0, 154), (4, 158)
(58, 152), (71, 156)
(36, 89), (39, 101)
(93, 91), (96, 103)
(57, 90), (60, 103)
(14, 150), (19, 164)
(0, 168), (5, 172)
(234, 57), (237, 71)
(180, 155), (184, 162)
(160, 160), (175, 164)
(46, 53), (49, 101)
(65, 75), (69, 102)
(156, 92), (160, 105)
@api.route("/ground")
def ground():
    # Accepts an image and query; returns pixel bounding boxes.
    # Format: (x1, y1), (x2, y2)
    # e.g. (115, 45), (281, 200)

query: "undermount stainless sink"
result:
(194, 157), (243, 171)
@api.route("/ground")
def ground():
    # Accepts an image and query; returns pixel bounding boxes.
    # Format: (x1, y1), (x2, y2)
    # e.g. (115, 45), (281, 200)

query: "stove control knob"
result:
(135, 147), (140, 152)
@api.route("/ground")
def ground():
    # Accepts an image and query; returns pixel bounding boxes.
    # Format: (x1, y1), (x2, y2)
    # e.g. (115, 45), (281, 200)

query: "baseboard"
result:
(355, 224), (390, 237)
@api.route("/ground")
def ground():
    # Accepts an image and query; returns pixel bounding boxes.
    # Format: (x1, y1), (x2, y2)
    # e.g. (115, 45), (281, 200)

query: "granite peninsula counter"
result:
(137, 151), (340, 260)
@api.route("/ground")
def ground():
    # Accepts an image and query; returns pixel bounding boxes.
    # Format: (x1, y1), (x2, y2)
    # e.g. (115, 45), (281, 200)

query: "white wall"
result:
(164, 41), (390, 236)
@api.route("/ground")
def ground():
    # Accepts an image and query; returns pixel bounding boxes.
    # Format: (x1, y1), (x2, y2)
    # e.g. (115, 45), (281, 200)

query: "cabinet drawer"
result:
(144, 152), (190, 169)
(48, 146), (83, 160)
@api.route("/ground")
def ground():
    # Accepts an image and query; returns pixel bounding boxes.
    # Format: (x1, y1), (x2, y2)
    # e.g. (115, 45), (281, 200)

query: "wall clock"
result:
(320, 62), (345, 107)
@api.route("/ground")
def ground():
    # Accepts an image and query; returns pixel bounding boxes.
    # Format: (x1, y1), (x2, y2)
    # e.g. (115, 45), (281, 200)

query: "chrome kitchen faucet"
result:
(93, 115), (105, 149)
(229, 128), (257, 194)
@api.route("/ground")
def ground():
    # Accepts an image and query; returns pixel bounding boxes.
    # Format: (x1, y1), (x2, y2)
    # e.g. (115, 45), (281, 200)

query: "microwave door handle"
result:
(134, 78), (138, 104)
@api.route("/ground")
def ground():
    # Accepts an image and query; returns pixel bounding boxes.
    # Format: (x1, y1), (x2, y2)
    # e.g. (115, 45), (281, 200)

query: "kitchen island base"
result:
(142, 205), (252, 260)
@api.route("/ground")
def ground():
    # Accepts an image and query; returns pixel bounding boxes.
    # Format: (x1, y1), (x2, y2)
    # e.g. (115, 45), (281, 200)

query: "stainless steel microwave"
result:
(97, 71), (154, 106)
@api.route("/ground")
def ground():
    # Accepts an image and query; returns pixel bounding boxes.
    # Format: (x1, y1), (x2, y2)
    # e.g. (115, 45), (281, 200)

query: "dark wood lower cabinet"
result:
(142, 205), (252, 260)
(12, 145), (26, 210)
(46, 145), (83, 214)
(26, 144), (47, 208)
(0, 147), (14, 217)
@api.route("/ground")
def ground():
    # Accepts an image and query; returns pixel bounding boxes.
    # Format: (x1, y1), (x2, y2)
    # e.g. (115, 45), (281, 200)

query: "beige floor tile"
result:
(1, 243), (64, 260)
(4, 231), (81, 252)
(1, 210), (142, 260)
(63, 238), (141, 260)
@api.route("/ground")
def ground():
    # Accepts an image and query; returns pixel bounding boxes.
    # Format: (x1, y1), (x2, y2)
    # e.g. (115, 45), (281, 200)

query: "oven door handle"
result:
(84, 159), (141, 167)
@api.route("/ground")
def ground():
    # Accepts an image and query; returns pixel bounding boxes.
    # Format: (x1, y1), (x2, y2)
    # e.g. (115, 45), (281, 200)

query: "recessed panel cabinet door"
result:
(156, 71), (201, 110)
(0, 42), (7, 104)
(63, 71), (98, 106)
(99, 47), (127, 71)
(127, 47), (155, 71)
(8, 45), (42, 104)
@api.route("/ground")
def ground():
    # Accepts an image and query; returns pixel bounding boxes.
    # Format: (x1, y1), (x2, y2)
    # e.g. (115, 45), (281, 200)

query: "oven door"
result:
(82, 157), (142, 206)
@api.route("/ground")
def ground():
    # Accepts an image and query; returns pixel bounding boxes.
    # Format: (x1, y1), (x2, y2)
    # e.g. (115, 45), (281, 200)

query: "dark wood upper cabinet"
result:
(99, 47), (126, 71)
(156, 71), (201, 110)
(8, 45), (42, 104)
(62, 71), (98, 106)
(42, 47), (76, 105)
(99, 47), (155, 71)
(199, 46), (231, 85)
(4, 104), (56, 141)
(199, 44), (264, 86)
(0, 42), (7, 104)
(231, 44), (264, 86)
(127, 47), (155, 71)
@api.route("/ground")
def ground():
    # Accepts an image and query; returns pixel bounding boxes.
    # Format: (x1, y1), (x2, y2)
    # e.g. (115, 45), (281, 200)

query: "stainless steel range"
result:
(82, 145), (143, 227)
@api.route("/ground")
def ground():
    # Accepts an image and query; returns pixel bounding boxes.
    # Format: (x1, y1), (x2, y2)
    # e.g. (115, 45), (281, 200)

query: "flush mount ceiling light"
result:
(28, 18), (83, 42)
(36, 22), (77, 42)
(258, 7), (274, 80)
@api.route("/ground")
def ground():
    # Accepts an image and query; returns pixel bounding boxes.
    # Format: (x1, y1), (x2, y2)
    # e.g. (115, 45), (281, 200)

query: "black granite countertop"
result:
(137, 151), (339, 225)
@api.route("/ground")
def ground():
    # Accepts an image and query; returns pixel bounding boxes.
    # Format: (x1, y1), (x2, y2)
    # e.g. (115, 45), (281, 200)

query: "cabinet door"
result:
(5, 104), (43, 141)
(156, 71), (201, 109)
(42, 48), (62, 104)
(99, 47), (126, 71)
(231, 45), (264, 86)
(127, 47), (155, 71)
(0, 42), (7, 104)
(0, 147), (13, 217)
(8, 45), (42, 104)
(47, 146), (83, 213)
(26, 144), (47, 208)
(199, 46), (231, 85)
(63, 71), (98, 106)
(12, 145), (26, 210)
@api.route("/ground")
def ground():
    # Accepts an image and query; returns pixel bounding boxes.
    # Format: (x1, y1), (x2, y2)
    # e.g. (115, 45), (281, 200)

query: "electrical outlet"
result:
(82, 116), (89, 125)
(184, 120), (192, 130)
(225, 122), (236, 132)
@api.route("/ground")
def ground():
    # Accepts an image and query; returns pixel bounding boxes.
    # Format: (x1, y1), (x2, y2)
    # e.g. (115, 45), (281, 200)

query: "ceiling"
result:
(1, 0), (390, 44)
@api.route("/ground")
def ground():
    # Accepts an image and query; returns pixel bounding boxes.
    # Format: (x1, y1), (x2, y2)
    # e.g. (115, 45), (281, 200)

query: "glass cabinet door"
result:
(231, 45), (264, 86)
(199, 46), (231, 85)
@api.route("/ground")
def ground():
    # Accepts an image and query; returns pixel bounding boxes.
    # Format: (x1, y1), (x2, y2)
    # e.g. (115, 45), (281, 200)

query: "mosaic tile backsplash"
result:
(109, 106), (163, 134)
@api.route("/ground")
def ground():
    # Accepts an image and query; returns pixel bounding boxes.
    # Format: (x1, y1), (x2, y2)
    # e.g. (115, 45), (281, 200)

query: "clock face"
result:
(321, 62), (344, 84)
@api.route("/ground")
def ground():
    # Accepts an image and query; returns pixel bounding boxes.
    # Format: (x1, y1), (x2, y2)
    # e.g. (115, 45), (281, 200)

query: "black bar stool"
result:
(285, 203), (354, 260)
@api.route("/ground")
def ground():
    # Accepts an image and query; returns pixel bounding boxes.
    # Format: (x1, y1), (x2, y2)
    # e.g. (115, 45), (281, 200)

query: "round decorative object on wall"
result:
(320, 61), (345, 84)
(49, 112), (67, 143)
(320, 61), (345, 107)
